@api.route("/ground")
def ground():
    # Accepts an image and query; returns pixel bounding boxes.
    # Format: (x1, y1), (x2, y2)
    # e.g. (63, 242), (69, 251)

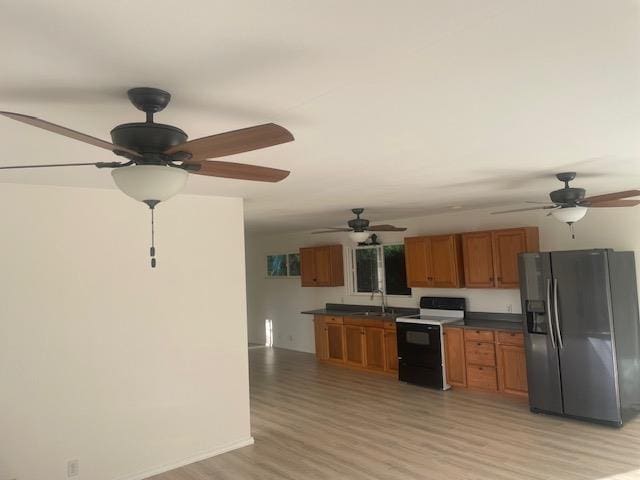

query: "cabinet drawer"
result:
(464, 329), (494, 343)
(323, 315), (343, 325)
(497, 330), (524, 346)
(465, 341), (496, 366)
(467, 365), (498, 391)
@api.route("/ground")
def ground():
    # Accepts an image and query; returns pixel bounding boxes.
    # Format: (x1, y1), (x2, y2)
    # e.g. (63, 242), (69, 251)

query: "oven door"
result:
(396, 322), (443, 388)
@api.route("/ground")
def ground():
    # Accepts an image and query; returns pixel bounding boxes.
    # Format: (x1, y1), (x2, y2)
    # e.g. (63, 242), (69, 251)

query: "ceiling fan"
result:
(0, 87), (294, 267)
(312, 208), (407, 243)
(492, 172), (640, 237)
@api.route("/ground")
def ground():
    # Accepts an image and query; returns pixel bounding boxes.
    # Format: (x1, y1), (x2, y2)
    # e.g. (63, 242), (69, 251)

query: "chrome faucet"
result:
(371, 288), (387, 314)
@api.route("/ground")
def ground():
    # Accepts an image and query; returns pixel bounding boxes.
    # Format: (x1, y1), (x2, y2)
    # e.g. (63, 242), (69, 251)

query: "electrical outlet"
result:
(506, 304), (513, 313)
(288, 335), (293, 342)
(67, 459), (79, 478)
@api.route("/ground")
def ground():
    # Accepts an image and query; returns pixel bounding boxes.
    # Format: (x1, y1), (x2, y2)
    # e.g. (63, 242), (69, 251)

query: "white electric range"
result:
(395, 297), (466, 390)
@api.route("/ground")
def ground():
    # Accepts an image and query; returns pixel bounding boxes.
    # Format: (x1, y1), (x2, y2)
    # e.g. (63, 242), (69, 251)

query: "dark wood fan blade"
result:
(312, 229), (353, 234)
(588, 200), (640, 208)
(165, 123), (294, 161)
(367, 224), (407, 231)
(0, 111), (141, 157)
(492, 205), (558, 215)
(582, 189), (640, 203)
(0, 161), (122, 170)
(189, 160), (290, 182)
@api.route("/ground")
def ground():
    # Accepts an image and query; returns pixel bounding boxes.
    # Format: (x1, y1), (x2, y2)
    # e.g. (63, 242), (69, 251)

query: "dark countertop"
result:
(302, 304), (524, 330)
(301, 308), (403, 321)
(447, 318), (523, 331)
(302, 303), (419, 321)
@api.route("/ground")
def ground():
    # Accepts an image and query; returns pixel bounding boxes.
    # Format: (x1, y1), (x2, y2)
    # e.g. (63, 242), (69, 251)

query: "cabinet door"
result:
(384, 329), (398, 372)
(430, 235), (462, 288)
(497, 344), (528, 396)
(364, 326), (385, 371)
(314, 247), (332, 286)
(462, 232), (495, 288)
(314, 317), (328, 360)
(300, 248), (316, 286)
(404, 237), (432, 287)
(443, 327), (466, 387)
(326, 324), (345, 362)
(344, 325), (365, 366)
(492, 229), (527, 288)
(328, 244), (345, 286)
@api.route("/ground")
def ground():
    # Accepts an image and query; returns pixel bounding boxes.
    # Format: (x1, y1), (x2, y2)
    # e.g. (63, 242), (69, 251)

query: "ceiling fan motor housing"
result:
(550, 187), (586, 205)
(110, 123), (187, 156)
(348, 217), (370, 231)
(110, 87), (189, 160)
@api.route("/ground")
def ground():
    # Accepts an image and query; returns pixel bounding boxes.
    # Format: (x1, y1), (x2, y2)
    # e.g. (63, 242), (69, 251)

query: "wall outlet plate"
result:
(67, 459), (79, 477)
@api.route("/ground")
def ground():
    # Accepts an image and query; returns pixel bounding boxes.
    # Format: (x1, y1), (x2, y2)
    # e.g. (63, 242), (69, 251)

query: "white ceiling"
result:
(1, 0), (638, 232)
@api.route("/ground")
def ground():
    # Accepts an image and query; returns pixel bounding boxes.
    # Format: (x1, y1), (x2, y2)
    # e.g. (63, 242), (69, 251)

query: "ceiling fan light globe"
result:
(349, 231), (370, 243)
(551, 206), (588, 224)
(111, 165), (188, 203)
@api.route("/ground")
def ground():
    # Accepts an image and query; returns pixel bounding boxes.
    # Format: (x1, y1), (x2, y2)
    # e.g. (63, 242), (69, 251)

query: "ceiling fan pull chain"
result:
(150, 206), (157, 268)
(143, 200), (161, 268)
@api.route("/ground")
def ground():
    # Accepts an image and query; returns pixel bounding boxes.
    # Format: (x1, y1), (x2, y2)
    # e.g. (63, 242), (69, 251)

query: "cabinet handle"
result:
(477, 342), (482, 346)
(478, 367), (484, 370)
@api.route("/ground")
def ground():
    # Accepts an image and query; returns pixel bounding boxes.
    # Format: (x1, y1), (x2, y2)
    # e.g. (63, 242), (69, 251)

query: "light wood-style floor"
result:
(150, 347), (640, 480)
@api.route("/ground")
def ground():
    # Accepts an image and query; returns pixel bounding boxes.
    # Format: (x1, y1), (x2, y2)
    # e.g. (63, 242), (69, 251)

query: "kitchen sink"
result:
(351, 311), (391, 317)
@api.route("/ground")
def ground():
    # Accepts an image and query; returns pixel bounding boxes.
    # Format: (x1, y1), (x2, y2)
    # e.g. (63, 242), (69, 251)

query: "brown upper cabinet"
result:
(404, 234), (464, 288)
(300, 245), (344, 287)
(462, 227), (539, 288)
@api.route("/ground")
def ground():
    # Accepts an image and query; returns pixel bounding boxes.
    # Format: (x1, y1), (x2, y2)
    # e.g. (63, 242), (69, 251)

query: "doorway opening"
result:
(265, 318), (273, 347)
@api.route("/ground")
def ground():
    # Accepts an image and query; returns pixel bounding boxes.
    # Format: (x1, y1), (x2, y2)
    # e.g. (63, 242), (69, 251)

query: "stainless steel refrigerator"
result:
(519, 249), (640, 426)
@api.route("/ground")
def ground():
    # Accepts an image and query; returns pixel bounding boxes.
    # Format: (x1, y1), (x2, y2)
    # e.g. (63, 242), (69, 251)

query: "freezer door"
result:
(519, 253), (563, 414)
(551, 250), (621, 423)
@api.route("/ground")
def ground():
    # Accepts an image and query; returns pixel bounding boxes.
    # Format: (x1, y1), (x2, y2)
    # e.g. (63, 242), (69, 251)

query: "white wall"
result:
(0, 183), (252, 480)
(246, 207), (640, 353)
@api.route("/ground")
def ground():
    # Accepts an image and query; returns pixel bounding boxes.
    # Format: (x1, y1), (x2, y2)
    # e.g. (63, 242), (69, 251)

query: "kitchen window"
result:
(350, 244), (411, 296)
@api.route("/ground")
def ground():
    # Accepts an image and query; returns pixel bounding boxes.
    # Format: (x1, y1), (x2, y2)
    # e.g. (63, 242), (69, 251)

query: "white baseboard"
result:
(116, 436), (255, 480)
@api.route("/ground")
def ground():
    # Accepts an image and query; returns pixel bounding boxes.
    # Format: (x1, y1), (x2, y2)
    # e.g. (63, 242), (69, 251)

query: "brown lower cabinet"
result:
(443, 326), (528, 397)
(312, 315), (398, 375)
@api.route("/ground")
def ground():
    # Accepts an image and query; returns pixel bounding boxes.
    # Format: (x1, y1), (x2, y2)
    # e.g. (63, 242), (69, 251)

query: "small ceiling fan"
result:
(0, 87), (294, 267)
(492, 172), (640, 237)
(312, 208), (407, 243)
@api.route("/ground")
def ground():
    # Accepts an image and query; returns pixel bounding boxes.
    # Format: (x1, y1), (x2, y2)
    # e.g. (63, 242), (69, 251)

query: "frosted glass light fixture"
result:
(551, 206), (588, 224)
(111, 164), (188, 203)
(111, 165), (189, 268)
(349, 231), (370, 243)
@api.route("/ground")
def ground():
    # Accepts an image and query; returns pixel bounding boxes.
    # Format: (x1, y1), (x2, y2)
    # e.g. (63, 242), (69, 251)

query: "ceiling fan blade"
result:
(312, 229), (353, 234)
(582, 189), (640, 203)
(189, 160), (290, 182)
(0, 111), (141, 157)
(0, 161), (122, 170)
(491, 205), (558, 215)
(367, 224), (407, 232)
(165, 123), (294, 161)
(587, 200), (640, 208)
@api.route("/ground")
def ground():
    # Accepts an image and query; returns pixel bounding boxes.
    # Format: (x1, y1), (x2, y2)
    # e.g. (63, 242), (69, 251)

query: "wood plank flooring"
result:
(150, 347), (640, 480)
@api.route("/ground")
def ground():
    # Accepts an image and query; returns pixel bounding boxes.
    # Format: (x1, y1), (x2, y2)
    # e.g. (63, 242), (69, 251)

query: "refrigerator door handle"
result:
(553, 277), (564, 349)
(546, 278), (557, 349)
